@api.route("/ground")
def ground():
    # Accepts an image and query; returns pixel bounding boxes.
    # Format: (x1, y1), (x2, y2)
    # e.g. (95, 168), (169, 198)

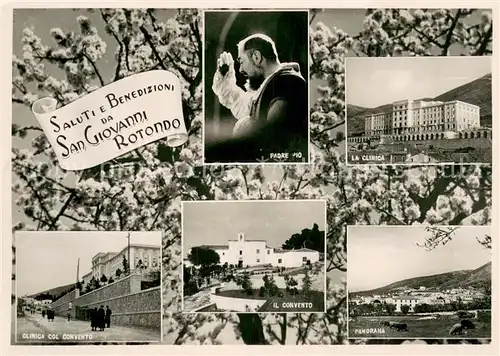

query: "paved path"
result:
(16, 313), (160, 343)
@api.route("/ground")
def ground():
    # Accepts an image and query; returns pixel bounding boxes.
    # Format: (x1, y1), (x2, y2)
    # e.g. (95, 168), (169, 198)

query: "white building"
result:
(363, 99), (481, 137)
(189, 233), (321, 268)
(22, 297), (36, 306)
(90, 244), (160, 281)
(394, 295), (421, 312)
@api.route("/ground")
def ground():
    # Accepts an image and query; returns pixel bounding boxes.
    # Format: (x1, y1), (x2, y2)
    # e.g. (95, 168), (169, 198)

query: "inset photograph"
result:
(14, 231), (162, 344)
(182, 200), (326, 313)
(203, 10), (310, 164)
(347, 226), (491, 339)
(345, 56), (492, 165)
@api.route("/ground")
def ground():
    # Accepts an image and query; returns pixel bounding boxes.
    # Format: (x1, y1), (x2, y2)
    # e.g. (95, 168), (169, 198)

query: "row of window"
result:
(371, 112), (478, 125)
(221, 256), (309, 264)
(234, 249), (272, 255)
(369, 117), (479, 131)
(368, 105), (477, 120)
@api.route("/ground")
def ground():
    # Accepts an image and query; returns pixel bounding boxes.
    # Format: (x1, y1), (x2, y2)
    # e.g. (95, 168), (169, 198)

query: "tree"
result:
(76, 281), (83, 291)
(414, 303), (433, 313)
(115, 268), (122, 278)
(84, 284), (92, 294)
(282, 223), (325, 252)
(222, 262), (229, 278)
(385, 303), (396, 316)
(302, 270), (313, 298)
(261, 274), (279, 298)
(100, 274), (108, 283)
(108, 276), (114, 284)
(188, 247), (220, 267)
(122, 256), (129, 276)
(401, 305), (410, 315)
(183, 265), (198, 296)
(240, 274), (253, 296)
(87, 276), (101, 291)
(284, 275), (299, 295)
(235, 274), (252, 293)
(11, 8), (492, 346)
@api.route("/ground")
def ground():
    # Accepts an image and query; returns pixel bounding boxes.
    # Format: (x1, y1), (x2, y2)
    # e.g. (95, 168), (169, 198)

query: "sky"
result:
(182, 200), (326, 257)
(15, 231), (161, 296)
(345, 56), (492, 108)
(347, 226), (491, 292)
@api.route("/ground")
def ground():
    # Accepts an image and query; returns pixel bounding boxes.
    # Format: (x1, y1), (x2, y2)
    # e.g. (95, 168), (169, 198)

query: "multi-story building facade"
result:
(360, 99), (481, 140)
(187, 233), (321, 269)
(394, 295), (421, 312)
(89, 244), (160, 281)
(365, 112), (392, 136)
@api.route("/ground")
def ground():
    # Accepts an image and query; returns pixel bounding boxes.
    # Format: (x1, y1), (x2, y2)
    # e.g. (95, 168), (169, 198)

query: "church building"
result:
(188, 232), (320, 268)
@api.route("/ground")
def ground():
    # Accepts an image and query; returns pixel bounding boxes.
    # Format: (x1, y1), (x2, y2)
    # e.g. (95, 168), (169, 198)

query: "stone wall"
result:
(75, 274), (141, 306)
(210, 294), (266, 312)
(50, 273), (160, 329)
(77, 286), (161, 329)
(51, 288), (79, 316)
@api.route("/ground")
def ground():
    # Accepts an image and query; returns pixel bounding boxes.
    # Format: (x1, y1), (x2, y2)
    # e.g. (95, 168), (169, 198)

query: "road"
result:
(15, 312), (160, 343)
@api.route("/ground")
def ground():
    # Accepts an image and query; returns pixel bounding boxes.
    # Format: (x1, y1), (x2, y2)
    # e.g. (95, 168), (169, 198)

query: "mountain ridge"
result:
(351, 261), (491, 296)
(27, 282), (76, 299)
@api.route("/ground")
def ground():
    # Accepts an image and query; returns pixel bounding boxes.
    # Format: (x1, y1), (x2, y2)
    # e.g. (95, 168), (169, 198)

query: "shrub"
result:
(262, 274), (279, 297)
(259, 287), (266, 297)
(284, 275), (299, 295)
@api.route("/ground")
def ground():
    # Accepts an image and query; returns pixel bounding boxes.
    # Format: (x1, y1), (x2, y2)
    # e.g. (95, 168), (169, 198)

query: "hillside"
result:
(28, 282), (76, 299)
(347, 73), (492, 134)
(434, 73), (492, 117)
(352, 262), (491, 296)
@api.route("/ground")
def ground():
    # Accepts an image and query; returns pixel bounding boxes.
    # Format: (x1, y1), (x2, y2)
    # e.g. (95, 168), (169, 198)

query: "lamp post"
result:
(126, 233), (131, 274)
(76, 258), (80, 284)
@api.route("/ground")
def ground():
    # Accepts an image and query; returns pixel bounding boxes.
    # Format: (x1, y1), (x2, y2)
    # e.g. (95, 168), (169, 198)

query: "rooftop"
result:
(198, 244), (229, 250)
(274, 247), (319, 254)
(92, 244), (160, 261)
(394, 295), (420, 300)
(228, 239), (268, 242)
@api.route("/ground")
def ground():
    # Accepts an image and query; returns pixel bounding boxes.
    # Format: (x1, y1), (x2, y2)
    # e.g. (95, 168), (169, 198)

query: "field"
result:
(348, 314), (491, 339)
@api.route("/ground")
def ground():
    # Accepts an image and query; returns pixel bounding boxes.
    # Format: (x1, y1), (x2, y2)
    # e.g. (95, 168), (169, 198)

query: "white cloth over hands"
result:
(212, 51), (256, 122)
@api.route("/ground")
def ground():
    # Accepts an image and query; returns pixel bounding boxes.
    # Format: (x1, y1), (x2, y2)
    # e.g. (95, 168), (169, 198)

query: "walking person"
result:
(47, 308), (54, 322)
(90, 308), (97, 331)
(67, 302), (73, 322)
(97, 305), (105, 331)
(105, 306), (112, 328)
(42, 309), (45, 318)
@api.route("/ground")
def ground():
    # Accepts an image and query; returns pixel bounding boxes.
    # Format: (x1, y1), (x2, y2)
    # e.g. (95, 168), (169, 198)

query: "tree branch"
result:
(442, 9), (462, 55)
(318, 120), (345, 135)
(82, 52), (105, 87)
(47, 191), (76, 230)
(140, 25), (193, 84)
(99, 9), (124, 80)
(476, 25), (492, 55)
(408, 174), (453, 223)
